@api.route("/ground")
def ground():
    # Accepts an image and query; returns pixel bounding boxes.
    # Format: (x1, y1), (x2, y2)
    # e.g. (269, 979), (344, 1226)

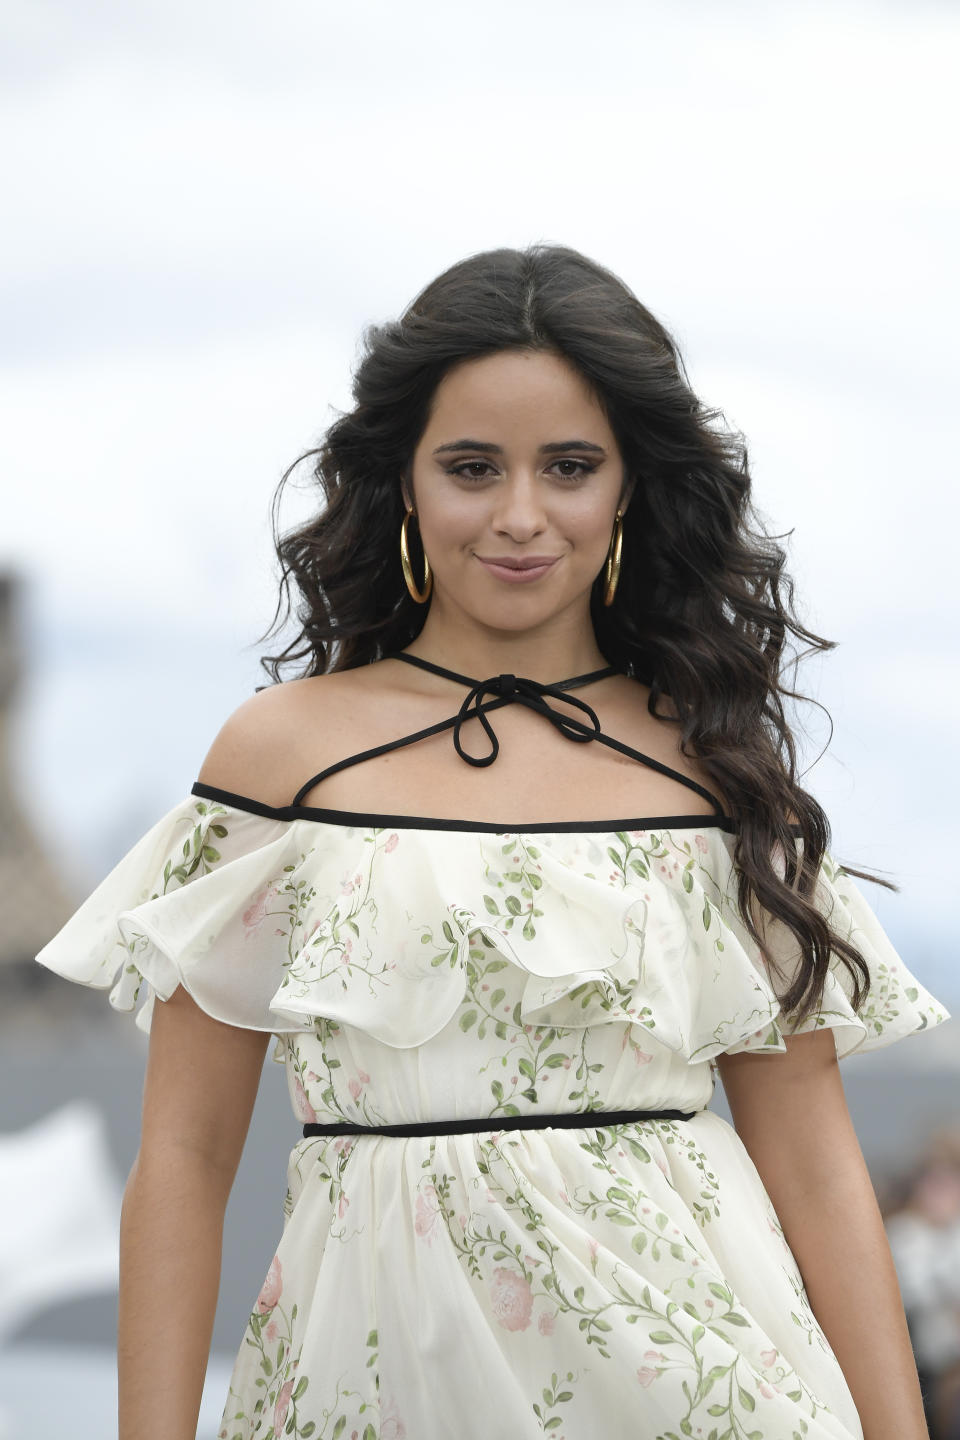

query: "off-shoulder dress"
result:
(36, 652), (951, 1440)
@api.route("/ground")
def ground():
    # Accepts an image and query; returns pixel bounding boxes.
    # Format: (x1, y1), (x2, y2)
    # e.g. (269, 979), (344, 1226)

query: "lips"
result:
(475, 555), (559, 584)
(477, 557), (559, 570)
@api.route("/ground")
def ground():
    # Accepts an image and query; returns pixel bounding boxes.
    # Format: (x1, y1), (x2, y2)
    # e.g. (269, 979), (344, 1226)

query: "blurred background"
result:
(1, 0), (957, 1436)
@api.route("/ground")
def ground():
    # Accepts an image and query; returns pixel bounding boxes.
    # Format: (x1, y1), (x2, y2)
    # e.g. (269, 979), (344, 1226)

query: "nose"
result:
(489, 472), (549, 539)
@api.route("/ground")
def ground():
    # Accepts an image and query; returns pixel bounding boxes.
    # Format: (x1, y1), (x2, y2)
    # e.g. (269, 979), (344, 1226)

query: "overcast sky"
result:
(3, 0), (957, 996)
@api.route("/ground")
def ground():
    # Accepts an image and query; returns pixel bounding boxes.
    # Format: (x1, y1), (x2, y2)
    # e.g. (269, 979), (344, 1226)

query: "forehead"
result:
(423, 351), (610, 435)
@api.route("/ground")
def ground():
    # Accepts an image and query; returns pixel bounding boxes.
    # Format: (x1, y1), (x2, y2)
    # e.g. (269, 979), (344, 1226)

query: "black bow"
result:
(453, 673), (604, 767)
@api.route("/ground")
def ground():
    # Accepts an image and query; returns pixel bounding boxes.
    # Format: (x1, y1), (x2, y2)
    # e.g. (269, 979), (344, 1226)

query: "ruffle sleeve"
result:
(711, 846), (952, 1062)
(34, 793), (325, 1041)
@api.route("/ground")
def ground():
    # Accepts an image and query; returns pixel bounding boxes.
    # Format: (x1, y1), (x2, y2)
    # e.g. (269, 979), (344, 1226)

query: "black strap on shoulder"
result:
(291, 651), (727, 817)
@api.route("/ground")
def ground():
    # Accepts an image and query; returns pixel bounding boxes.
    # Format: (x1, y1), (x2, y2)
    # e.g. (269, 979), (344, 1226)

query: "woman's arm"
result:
(119, 982), (271, 1440)
(716, 1030), (928, 1440)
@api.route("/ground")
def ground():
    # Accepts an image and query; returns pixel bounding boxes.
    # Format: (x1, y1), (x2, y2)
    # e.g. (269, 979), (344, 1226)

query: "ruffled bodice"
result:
(35, 786), (949, 1093)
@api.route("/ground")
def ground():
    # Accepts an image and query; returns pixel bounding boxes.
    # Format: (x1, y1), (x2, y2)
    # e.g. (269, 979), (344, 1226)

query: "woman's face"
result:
(406, 349), (632, 631)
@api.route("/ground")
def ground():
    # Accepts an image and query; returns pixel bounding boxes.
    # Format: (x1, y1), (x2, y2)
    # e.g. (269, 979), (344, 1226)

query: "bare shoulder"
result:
(195, 669), (373, 808)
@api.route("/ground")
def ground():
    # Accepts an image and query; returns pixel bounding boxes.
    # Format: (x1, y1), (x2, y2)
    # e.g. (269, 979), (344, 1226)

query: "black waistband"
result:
(302, 1107), (698, 1139)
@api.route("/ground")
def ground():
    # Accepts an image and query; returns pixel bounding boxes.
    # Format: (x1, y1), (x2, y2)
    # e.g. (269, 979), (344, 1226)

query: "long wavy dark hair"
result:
(253, 242), (892, 1028)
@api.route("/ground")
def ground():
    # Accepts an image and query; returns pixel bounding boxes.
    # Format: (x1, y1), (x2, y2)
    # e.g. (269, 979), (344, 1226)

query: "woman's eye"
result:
(448, 461), (495, 481)
(447, 459), (595, 483)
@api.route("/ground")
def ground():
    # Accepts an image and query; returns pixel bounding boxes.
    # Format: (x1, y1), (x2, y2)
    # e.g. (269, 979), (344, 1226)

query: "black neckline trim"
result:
(190, 780), (746, 835)
(390, 651), (620, 690)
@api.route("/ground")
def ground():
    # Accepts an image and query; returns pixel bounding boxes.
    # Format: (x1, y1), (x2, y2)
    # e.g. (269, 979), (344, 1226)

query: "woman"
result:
(37, 244), (950, 1440)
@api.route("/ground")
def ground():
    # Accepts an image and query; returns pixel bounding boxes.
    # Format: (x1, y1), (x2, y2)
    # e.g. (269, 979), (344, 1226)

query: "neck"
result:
(396, 617), (614, 685)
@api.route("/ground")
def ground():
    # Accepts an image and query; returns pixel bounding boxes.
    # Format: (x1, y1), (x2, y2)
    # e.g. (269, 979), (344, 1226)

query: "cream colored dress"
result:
(35, 657), (951, 1440)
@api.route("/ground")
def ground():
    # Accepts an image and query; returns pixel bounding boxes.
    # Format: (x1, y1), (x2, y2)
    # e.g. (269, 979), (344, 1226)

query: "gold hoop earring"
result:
(400, 509), (432, 604)
(602, 508), (624, 606)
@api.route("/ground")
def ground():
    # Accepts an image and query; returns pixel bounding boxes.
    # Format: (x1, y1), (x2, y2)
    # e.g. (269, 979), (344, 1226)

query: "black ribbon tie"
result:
(452, 672), (605, 767)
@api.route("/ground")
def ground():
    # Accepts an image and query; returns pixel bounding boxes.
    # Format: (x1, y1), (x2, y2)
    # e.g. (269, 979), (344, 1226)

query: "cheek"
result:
(417, 494), (480, 547)
(564, 499), (618, 548)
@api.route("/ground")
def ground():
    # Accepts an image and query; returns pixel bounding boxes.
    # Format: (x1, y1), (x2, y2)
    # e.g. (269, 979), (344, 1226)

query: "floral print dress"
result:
(36, 785), (951, 1440)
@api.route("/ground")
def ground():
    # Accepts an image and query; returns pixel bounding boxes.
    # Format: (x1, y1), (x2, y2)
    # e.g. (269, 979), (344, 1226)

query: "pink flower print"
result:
(489, 1267), (533, 1332)
(636, 1366), (659, 1387)
(357, 1069), (371, 1084)
(760, 1347), (779, 1367)
(256, 1254), (282, 1312)
(384, 832), (399, 853)
(293, 1077), (317, 1123)
(538, 1311), (555, 1335)
(587, 1238), (599, 1263)
(634, 1049), (652, 1066)
(339, 874), (356, 895)
(348, 1078), (363, 1101)
(338, 1192), (350, 1219)
(694, 833), (709, 854)
(644, 1349), (666, 1362)
(759, 1382), (777, 1399)
(273, 1379), (296, 1435)
(415, 1184), (442, 1243)
(242, 883), (281, 938)
(265, 1320), (278, 1342)
(380, 1395), (407, 1440)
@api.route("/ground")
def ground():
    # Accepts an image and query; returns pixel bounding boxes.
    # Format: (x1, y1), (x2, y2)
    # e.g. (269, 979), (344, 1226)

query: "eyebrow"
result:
(432, 438), (607, 456)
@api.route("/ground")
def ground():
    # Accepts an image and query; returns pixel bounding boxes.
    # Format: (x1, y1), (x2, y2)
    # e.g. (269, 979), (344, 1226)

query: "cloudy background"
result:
(0, 2), (957, 1428)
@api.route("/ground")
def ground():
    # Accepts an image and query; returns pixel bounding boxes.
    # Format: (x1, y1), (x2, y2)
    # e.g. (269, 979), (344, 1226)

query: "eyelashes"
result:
(446, 460), (598, 484)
